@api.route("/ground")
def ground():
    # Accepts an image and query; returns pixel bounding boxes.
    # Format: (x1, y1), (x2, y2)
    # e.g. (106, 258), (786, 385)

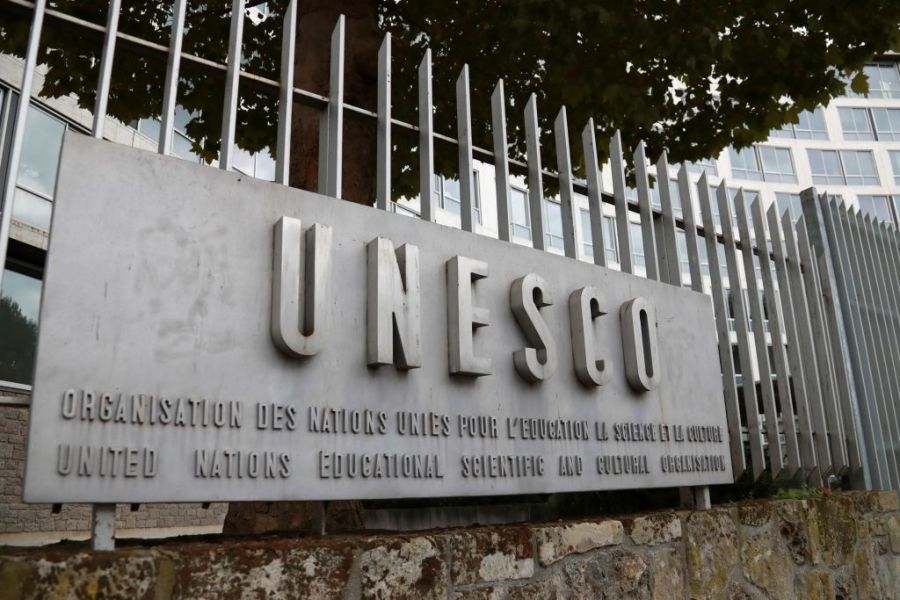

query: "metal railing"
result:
(0, 0), (897, 491)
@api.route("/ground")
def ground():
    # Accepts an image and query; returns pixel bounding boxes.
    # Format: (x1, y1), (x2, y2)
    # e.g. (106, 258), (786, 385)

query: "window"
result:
(857, 195), (895, 225)
(727, 187), (760, 227)
(604, 216), (618, 265)
(650, 179), (683, 218)
(687, 158), (718, 177)
(0, 266), (42, 386)
(392, 202), (419, 218)
(758, 147), (797, 183)
(890, 151), (900, 185)
(510, 187), (531, 240)
(543, 199), (564, 251)
(676, 230), (691, 286)
(807, 149), (879, 186)
(838, 107), (874, 141)
(872, 108), (900, 141)
(729, 147), (764, 181)
(841, 151), (879, 186)
(629, 221), (645, 274)
(579, 209), (593, 259)
(772, 109), (828, 140)
(863, 63), (900, 99)
(730, 146), (795, 184)
(12, 105), (66, 231)
(775, 193), (803, 224)
(434, 173), (481, 224)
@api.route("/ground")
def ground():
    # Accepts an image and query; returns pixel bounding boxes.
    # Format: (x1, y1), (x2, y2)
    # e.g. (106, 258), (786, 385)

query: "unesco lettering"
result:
(272, 217), (660, 393)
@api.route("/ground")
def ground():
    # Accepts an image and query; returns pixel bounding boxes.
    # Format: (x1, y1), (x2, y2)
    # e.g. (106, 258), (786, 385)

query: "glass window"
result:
(687, 158), (718, 177)
(857, 195), (894, 225)
(392, 202), (419, 218)
(794, 109), (828, 140)
(543, 199), (564, 251)
(604, 216), (618, 265)
(440, 177), (461, 214)
(758, 146), (797, 183)
(18, 105), (65, 198)
(729, 147), (763, 181)
(890, 151), (900, 185)
(629, 221), (645, 275)
(11, 187), (52, 231)
(770, 123), (794, 139)
(510, 187), (531, 240)
(579, 209), (593, 259)
(872, 108), (900, 141)
(863, 63), (900, 99)
(726, 187), (759, 227)
(841, 151), (879, 186)
(0, 268), (42, 385)
(838, 107), (874, 141)
(472, 171), (482, 225)
(676, 230), (690, 286)
(775, 192), (803, 224)
(807, 149), (844, 185)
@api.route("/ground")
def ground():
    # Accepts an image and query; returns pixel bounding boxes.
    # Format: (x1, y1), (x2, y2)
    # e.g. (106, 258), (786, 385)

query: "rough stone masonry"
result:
(0, 490), (898, 599)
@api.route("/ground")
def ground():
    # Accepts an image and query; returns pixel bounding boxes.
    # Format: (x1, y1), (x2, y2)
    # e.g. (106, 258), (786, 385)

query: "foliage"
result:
(773, 485), (828, 500)
(1, 0), (898, 199)
(0, 296), (37, 385)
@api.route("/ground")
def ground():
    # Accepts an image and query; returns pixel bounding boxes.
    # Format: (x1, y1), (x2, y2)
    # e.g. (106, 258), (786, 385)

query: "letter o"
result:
(620, 297), (661, 392)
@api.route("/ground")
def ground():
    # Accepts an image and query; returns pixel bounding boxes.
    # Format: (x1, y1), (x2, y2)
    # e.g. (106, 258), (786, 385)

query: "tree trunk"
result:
(223, 0), (378, 535)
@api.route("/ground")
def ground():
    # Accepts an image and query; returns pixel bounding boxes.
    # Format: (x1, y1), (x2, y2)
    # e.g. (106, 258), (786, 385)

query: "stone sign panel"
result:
(24, 134), (732, 503)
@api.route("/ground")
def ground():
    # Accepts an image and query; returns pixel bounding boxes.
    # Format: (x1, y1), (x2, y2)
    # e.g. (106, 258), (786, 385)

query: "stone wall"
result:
(0, 405), (227, 535)
(1, 491), (897, 599)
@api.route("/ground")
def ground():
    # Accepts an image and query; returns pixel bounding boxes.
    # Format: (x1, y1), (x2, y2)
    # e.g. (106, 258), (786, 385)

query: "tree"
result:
(0, 296), (38, 384)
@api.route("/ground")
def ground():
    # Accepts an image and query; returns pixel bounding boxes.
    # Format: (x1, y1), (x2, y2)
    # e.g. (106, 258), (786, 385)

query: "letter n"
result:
(367, 237), (422, 369)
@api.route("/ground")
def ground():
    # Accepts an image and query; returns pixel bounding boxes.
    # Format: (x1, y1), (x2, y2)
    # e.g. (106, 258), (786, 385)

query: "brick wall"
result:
(0, 405), (226, 535)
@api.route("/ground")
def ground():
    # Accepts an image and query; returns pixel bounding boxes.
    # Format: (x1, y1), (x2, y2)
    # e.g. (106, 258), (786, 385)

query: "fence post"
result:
(799, 188), (871, 490)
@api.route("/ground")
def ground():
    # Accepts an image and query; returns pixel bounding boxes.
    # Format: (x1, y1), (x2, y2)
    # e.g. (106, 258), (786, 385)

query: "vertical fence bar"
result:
(796, 217), (850, 476)
(581, 119), (606, 267)
(0, 0), (46, 297)
(91, 0), (122, 139)
(845, 210), (900, 486)
(716, 183), (769, 478)
(375, 34), (391, 208)
(767, 205), (826, 484)
(324, 15), (345, 197)
(734, 192), (788, 478)
(159, 0), (188, 156)
(609, 131), (632, 273)
(491, 80), (511, 241)
(553, 107), (576, 259)
(678, 166), (703, 292)
(823, 198), (880, 487)
(836, 206), (892, 484)
(275, 0), (297, 185)
(874, 221), (900, 476)
(418, 50), (435, 222)
(219, 0), (246, 171)
(860, 215), (900, 478)
(751, 199), (810, 479)
(655, 152), (680, 286)
(697, 177), (751, 478)
(456, 65), (476, 232)
(524, 94), (545, 250)
(91, 504), (116, 551)
(633, 142), (658, 280)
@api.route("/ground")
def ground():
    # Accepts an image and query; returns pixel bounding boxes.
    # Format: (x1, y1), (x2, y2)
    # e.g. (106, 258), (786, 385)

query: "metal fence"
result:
(0, 0), (898, 492)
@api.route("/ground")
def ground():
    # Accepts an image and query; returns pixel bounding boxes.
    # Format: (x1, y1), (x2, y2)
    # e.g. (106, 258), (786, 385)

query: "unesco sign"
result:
(24, 135), (732, 503)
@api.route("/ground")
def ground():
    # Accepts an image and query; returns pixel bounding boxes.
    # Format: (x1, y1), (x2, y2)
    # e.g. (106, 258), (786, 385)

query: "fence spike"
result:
(92, 0), (121, 139)
(580, 119), (606, 267)
(456, 65), (476, 232)
(324, 15), (345, 197)
(275, 0), (298, 185)
(524, 93), (545, 250)
(159, 0), (187, 156)
(609, 131), (632, 273)
(676, 165), (703, 292)
(376, 33), (391, 209)
(418, 49), (435, 222)
(553, 107), (576, 258)
(632, 141), (659, 280)
(491, 80), (511, 241)
(219, 0), (246, 171)
(654, 152), (680, 286)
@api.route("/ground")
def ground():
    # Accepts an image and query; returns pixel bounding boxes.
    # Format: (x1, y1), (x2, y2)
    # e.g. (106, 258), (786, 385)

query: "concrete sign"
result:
(24, 134), (732, 503)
